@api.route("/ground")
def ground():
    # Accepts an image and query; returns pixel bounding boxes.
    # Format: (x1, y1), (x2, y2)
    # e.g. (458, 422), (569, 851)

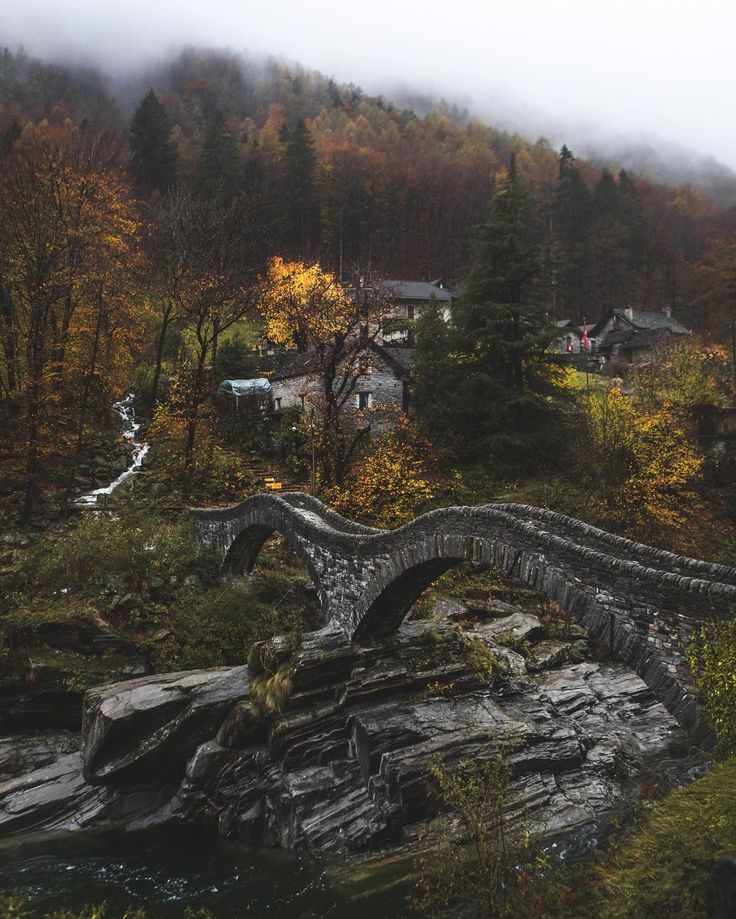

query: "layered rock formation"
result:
(0, 603), (699, 856)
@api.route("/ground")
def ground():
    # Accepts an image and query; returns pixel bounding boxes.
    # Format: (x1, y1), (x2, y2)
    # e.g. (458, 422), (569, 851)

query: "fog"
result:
(3, 0), (736, 171)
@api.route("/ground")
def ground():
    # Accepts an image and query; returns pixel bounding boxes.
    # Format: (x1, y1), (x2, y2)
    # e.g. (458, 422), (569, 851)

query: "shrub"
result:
(412, 754), (533, 918)
(19, 509), (214, 593)
(460, 631), (503, 682)
(687, 620), (736, 753)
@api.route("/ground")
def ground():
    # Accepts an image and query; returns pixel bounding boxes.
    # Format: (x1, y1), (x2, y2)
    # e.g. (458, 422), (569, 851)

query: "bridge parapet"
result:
(192, 493), (736, 745)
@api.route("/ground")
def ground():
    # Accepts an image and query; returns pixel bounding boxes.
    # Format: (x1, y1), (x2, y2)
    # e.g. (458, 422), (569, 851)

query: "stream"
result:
(75, 394), (150, 507)
(0, 828), (412, 917)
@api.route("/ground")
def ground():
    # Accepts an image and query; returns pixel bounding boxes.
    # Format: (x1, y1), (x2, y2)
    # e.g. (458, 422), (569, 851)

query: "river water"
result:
(0, 828), (413, 918)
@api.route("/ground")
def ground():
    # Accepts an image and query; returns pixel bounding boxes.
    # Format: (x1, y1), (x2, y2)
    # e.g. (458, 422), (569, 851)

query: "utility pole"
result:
(310, 408), (317, 495)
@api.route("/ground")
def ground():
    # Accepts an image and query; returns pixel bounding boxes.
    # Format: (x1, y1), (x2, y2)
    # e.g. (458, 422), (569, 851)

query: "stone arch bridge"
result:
(192, 493), (736, 744)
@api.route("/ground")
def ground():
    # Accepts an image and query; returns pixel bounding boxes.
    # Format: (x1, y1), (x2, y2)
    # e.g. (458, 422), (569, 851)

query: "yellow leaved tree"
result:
(587, 384), (702, 536)
(259, 257), (352, 352)
(324, 413), (439, 527)
(259, 257), (387, 485)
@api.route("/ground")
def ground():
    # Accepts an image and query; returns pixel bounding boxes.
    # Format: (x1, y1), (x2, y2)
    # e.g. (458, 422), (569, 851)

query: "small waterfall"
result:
(75, 394), (150, 507)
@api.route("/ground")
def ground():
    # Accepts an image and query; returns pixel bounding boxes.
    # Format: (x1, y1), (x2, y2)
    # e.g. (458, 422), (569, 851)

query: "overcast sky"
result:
(3, 0), (736, 169)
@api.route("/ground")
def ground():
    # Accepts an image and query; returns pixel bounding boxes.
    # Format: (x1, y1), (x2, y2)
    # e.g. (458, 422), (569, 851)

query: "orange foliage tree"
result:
(0, 121), (145, 517)
(324, 413), (439, 526)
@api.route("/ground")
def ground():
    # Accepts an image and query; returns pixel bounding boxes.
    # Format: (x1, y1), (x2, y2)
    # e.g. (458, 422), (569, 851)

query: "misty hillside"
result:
(1, 44), (734, 332)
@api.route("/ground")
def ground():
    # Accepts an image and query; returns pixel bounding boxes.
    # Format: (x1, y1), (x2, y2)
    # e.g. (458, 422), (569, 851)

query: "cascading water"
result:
(75, 393), (150, 506)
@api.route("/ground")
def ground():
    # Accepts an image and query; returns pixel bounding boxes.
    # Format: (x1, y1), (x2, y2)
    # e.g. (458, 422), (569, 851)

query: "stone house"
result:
(376, 279), (456, 345)
(591, 307), (689, 369)
(553, 319), (584, 354)
(269, 342), (412, 427)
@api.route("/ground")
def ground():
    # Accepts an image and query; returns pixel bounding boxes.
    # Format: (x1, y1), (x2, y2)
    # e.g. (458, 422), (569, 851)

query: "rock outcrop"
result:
(83, 665), (250, 784)
(0, 605), (700, 857)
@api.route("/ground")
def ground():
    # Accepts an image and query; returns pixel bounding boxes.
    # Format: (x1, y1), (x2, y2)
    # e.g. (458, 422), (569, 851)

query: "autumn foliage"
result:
(259, 257), (351, 352)
(0, 121), (145, 516)
(324, 413), (439, 526)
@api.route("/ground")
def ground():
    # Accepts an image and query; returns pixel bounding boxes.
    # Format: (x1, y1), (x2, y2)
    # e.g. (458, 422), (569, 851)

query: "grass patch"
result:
(592, 755), (736, 919)
(16, 508), (217, 594)
(459, 631), (503, 683)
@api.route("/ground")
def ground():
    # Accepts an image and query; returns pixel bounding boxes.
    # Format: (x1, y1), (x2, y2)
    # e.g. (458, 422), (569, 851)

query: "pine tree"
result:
(553, 145), (591, 320)
(418, 156), (568, 470)
(590, 169), (646, 309)
(412, 297), (458, 455)
(458, 154), (550, 392)
(129, 89), (178, 196)
(195, 109), (242, 203)
(285, 118), (319, 256)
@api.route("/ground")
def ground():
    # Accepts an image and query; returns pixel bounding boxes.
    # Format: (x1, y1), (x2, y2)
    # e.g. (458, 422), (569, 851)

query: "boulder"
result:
(82, 666), (250, 785)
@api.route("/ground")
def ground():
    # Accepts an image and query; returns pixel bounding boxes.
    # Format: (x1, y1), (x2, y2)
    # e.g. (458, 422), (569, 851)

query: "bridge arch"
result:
(221, 521), (320, 588)
(193, 493), (736, 745)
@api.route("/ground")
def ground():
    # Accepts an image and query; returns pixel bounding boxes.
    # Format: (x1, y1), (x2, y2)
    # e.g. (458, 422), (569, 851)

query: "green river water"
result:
(0, 828), (413, 918)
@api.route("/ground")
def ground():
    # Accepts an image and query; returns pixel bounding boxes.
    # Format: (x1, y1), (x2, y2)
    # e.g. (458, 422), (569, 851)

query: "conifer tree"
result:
(553, 145), (591, 319)
(129, 89), (178, 196)
(457, 154), (550, 392)
(285, 118), (319, 255)
(415, 156), (567, 470)
(195, 109), (242, 203)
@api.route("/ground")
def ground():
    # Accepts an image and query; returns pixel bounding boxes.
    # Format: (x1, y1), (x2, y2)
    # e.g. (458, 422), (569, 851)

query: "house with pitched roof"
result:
(591, 307), (689, 368)
(269, 341), (412, 422)
(377, 279), (456, 345)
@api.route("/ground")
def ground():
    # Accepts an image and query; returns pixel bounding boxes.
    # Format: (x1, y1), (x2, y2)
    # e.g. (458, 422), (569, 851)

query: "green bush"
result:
(19, 509), (216, 593)
(412, 754), (533, 918)
(687, 620), (736, 753)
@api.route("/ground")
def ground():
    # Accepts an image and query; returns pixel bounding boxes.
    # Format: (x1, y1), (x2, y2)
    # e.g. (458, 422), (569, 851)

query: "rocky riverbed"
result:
(0, 597), (703, 860)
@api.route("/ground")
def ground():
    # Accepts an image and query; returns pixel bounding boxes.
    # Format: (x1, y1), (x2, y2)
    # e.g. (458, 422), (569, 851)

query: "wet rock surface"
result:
(0, 604), (701, 859)
(193, 616), (696, 856)
(83, 665), (250, 785)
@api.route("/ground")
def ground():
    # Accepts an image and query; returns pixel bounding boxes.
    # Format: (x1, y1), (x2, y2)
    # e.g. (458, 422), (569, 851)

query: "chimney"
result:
(624, 307), (634, 321)
(663, 305), (672, 318)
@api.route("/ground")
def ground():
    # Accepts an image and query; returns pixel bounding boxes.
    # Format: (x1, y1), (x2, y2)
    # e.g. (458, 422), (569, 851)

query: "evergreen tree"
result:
(590, 168), (646, 309)
(416, 156), (568, 470)
(412, 297), (458, 455)
(0, 121), (20, 157)
(129, 89), (178, 196)
(553, 145), (591, 320)
(195, 109), (242, 203)
(285, 118), (319, 256)
(457, 154), (550, 392)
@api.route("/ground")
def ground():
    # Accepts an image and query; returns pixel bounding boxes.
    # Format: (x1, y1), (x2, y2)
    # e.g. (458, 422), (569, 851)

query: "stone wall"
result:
(192, 493), (736, 744)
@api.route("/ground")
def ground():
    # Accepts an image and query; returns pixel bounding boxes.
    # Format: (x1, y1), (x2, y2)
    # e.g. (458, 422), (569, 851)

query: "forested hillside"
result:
(1, 45), (735, 336)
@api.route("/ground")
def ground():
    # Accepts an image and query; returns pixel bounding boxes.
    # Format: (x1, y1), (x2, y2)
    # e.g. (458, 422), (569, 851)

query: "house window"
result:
(357, 391), (373, 410)
(407, 305), (415, 320)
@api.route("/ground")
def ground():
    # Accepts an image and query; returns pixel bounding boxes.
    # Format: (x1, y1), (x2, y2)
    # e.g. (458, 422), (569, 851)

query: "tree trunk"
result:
(21, 377), (40, 522)
(181, 355), (206, 499)
(149, 302), (174, 417)
(0, 282), (17, 393)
